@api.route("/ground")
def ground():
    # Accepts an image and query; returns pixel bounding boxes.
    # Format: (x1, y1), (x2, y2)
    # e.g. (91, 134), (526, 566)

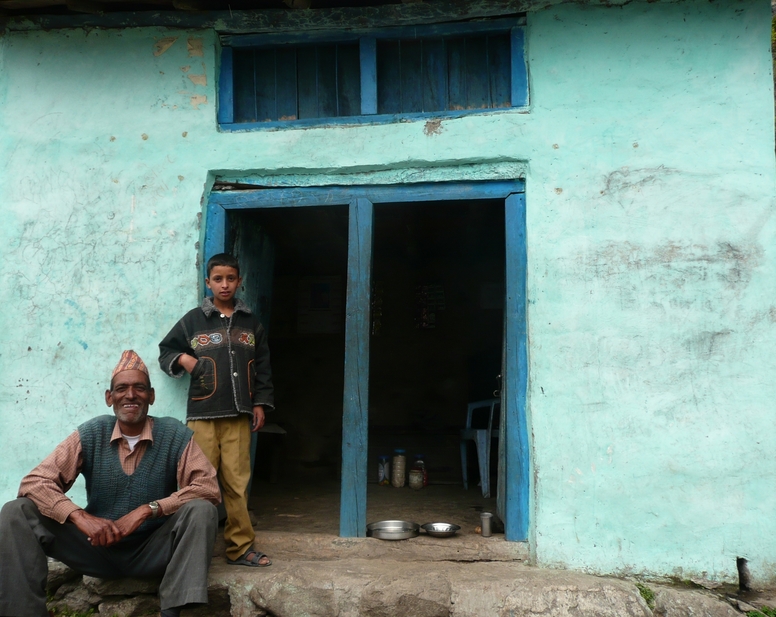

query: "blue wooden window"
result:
(376, 33), (511, 114)
(232, 43), (361, 123)
(218, 18), (528, 129)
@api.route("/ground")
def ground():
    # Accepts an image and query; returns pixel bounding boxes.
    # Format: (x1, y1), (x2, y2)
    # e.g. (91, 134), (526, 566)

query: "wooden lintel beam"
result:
(65, 0), (104, 14)
(172, 0), (209, 10)
(283, 0), (313, 8)
(1, 0), (534, 32)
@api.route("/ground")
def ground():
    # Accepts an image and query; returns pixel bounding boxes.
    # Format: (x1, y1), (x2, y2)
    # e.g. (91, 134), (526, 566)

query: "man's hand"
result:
(68, 509), (124, 547)
(177, 354), (198, 374)
(115, 505), (154, 538)
(251, 405), (265, 432)
(69, 505), (154, 546)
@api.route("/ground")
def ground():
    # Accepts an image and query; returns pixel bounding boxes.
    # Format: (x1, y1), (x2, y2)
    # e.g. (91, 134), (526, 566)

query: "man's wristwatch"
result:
(148, 501), (161, 519)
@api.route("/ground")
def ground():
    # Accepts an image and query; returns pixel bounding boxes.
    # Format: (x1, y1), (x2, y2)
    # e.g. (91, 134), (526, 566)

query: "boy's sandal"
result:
(227, 548), (272, 567)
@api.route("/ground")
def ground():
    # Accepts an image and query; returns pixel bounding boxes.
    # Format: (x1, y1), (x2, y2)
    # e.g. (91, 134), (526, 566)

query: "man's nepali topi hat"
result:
(112, 349), (149, 378)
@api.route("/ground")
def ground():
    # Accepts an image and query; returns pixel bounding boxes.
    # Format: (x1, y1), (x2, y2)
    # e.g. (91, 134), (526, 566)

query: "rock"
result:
(83, 575), (161, 595)
(745, 593), (776, 611)
(46, 560), (81, 596)
(359, 573), (451, 617)
(652, 586), (740, 617)
(183, 588), (232, 616)
(249, 571), (337, 617)
(98, 594), (159, 616)
(52, 580), (82, 600)
(499, 580), (651, 617)
(449, 565), (652, 617)
(736, 599), (757, 612)
(690, 577), (724, 590)
(48, 585), (101, 614)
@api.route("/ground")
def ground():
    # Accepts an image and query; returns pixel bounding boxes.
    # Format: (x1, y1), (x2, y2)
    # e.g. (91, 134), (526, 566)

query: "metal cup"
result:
(480, 512), (493, 537)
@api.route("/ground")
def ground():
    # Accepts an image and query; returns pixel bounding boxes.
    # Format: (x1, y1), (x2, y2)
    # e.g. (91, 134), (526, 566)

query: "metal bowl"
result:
(367, 520), (420, 540)
(421, 522), (461, 538)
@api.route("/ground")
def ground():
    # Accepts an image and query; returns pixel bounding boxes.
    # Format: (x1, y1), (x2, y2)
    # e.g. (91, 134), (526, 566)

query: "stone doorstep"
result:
(49, 559), (754, 617)
(46, 534), (763, 617)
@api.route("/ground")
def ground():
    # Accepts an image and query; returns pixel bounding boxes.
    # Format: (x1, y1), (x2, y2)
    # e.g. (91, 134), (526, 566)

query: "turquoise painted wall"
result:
(0, 0), (773, 584)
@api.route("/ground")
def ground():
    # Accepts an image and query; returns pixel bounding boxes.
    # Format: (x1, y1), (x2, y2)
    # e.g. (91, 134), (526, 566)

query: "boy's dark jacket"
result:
(158, 297), (274, 420)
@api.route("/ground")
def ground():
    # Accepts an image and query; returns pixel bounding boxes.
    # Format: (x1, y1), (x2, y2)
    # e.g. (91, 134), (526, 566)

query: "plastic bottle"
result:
(412, 454), (428, 487)
(378, 456), (390, 486)
(391, 449), (406, 488)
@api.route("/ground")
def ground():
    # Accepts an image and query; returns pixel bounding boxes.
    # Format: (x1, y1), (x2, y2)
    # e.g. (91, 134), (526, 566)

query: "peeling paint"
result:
(188, 74), (207, 87)
(423, 119), (443, 136)
(189, 95), (207, 109)
(153, 36), (177, 56)
(187, 37), (204, 58)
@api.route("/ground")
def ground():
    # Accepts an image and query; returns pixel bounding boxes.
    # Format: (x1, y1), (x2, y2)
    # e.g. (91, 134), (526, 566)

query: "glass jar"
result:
(409, 468), (424, 490)
(391, 449), (406, 488)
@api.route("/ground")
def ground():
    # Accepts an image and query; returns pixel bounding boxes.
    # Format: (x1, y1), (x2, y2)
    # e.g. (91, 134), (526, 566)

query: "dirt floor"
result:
(248, 479), (499, 537)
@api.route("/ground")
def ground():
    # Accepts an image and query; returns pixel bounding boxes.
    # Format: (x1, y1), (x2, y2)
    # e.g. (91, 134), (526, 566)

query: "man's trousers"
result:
(0, 498), (218, 617)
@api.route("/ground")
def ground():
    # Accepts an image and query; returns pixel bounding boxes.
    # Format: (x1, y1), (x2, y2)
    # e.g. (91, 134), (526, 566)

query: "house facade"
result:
(0, 0), (774, 585)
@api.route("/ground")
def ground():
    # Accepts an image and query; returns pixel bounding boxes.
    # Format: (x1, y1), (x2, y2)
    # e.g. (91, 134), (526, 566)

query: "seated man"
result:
(0, 350), (221, 617)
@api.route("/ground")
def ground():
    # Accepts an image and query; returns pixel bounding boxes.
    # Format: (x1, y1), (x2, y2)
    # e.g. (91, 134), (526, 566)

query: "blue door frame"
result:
(204, 180), (529, 541)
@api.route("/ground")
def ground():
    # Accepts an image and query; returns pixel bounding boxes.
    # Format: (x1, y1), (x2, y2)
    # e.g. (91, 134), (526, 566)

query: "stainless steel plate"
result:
(421, 522), (461, 538)
(367, 520), (420, 540)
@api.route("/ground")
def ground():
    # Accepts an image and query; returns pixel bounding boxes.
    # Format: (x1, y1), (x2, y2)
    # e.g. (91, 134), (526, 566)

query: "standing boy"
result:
(159, 253), (274, 567)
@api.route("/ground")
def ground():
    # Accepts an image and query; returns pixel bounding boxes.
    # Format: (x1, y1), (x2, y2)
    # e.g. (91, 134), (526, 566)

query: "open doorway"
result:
(368, 200), (505, 486)
(234, 205), (349, 485)
(231, 198), (506, 535)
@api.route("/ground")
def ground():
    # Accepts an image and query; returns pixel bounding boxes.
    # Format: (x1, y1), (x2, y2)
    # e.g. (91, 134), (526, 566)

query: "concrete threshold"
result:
(251, 529), (530, 563)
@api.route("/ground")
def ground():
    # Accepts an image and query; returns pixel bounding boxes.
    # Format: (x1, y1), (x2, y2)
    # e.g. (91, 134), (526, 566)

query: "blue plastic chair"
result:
(460, 398), (500, 498)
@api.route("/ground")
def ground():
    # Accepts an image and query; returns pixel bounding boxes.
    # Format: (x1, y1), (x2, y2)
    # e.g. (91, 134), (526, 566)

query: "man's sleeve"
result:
(156, 437), (220, 516)
(158, 318), (190, 378)
(251, 323), (275, 410)
(17, 431), (84, 524)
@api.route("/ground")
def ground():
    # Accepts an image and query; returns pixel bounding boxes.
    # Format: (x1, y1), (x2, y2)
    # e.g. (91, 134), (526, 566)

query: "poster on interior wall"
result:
(297, 276), (344, 334)
(415, 283), (446, 329)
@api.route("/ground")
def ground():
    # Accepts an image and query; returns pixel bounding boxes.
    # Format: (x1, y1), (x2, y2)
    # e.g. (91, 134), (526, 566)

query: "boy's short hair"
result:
(207, 253), (240, 276)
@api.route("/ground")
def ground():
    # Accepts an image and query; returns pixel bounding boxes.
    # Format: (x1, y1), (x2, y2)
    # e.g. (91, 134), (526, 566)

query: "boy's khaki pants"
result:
(188, 416), (254, 561)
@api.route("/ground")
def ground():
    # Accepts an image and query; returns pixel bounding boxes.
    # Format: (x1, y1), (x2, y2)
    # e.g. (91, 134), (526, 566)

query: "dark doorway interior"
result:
(233, 199), (505, 533)
(368, 200), (505, 485)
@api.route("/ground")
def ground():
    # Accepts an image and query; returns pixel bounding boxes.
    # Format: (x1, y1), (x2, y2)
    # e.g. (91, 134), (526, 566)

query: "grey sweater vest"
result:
(78, 415), (192, 536)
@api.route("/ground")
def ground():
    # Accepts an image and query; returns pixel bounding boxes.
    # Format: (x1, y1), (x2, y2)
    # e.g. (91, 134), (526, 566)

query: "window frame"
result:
(217, 17), (528, 131)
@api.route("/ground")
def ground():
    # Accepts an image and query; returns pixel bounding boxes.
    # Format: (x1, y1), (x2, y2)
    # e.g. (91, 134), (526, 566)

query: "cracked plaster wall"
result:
(0, 0), (774, 585)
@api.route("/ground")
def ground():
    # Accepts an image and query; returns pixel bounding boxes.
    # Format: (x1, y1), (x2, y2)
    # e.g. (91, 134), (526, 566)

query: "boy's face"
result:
(206, 265), (242, 304)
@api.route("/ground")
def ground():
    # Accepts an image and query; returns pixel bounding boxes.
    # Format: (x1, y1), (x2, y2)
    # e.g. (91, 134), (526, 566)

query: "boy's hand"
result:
(177, 354), (199, 374)
(251, 405), (265, 432)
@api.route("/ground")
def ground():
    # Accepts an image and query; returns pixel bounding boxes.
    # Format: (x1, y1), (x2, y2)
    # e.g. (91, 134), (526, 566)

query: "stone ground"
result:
(45, 481), (776, 616)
